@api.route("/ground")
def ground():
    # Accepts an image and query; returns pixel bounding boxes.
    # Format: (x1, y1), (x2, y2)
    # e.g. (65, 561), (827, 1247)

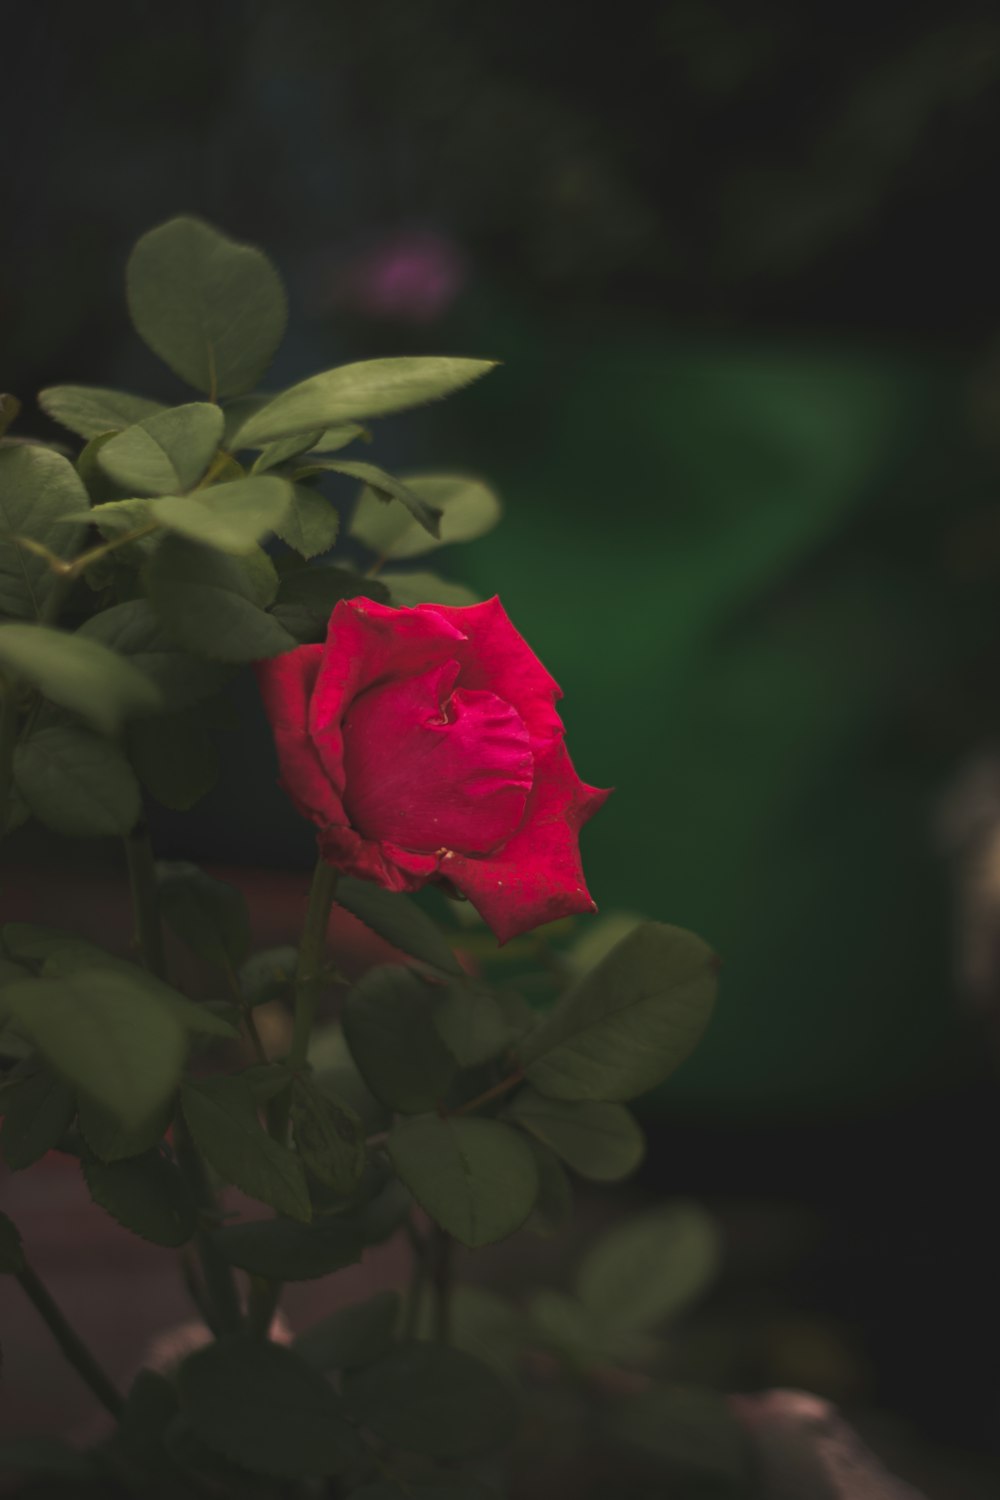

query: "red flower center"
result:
(341, 659), (534, 856)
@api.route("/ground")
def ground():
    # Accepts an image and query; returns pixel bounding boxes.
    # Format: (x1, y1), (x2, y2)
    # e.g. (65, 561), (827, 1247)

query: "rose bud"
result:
(255, 597), (610, 944)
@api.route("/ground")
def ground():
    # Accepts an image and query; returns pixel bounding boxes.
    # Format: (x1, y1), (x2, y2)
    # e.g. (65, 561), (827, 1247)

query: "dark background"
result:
(4, 0), (1000, 1480)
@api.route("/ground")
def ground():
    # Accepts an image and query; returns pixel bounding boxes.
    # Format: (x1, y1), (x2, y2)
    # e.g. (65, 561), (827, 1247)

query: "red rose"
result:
(255, 596), (610, 944)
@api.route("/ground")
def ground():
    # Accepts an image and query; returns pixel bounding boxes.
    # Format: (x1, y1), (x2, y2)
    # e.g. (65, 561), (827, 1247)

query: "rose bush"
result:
(1, 217), (728, 1500)
(256, 594), (610, 942)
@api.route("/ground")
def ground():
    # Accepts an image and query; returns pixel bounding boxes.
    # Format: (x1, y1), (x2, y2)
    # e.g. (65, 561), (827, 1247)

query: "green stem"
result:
(38, 570), (73, 627)
(453, 1067), (524, 1116)
(174, 1119), (244, 1337)
(224, 960), (269, 1067)
(123, 825), (167, 980)
(289, 857), (339, 1072)
(0, 673), (17, 838)
(246, 856), (338, 1340)
(16, 1261), (123, 1417)
(122, 824), (242, 1337)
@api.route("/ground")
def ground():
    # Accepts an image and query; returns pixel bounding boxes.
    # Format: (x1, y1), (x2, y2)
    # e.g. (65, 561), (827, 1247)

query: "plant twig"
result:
(16, 1260), (123, 1417)
(452, 1068), (525, 1116)
(122, 823), (242, 1337)
(123, 824), (167, 980)
(247, 856), (339, 1340)
(289, 857), (339, 1072)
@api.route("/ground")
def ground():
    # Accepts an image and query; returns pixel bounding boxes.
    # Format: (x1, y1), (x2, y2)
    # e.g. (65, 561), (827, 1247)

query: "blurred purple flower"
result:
(326, 230), (467, 324)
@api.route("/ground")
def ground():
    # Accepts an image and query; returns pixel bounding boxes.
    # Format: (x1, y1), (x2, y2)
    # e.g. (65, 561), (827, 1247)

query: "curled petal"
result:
(309, 598), (467, 799)
(423, 596), (564, 752)
(254, 646), (345, 827)
(445, 741), (611, 944)
(342, 660), (533, 855)
(318, 824), (439, 891)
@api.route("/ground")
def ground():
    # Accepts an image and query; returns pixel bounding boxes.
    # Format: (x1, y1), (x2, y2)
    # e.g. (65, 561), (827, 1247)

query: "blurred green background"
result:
(5, 0), (1000, 1121)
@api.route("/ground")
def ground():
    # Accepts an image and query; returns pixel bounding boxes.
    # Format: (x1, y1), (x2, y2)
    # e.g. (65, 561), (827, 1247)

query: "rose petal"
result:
(342, 659), (533, 856)
(445, 741), (611, 943)
(254, 646), (346, 827)
(318, 823), (438, 890)
(421, 596), (564, 751)
(309, 598), (468, 799)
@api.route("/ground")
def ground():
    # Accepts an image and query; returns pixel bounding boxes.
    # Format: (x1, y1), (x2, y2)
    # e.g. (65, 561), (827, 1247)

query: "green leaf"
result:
(0, 923), (111, 968)
(344, 1342), (517, 1458)
(271, 566), (386, 642)
(307, 1023), (388, 1132)
(68, 495), (153, 538)
(294, 1290), (399, 1371)
(351, 474), (500, 561)
(0, 968), (187, 1126)
(236, 543), (280, 608)
(78, 1096), (171, 1163)
(0, 1437), (94, 1479)
(432, 984), (515, 1068)
(526, 1288), (609, 1365)
(181, 1075), (311, 1221)
(38, 385), (166, 439)
(77, 599), (231, 708)
(150, 475), (292, 554)
(504, 1088), (645, 1182)
(565, 910), (645, 977)
(321, 459), (441, 537)
(76, 432), (131, 506)
(128, 708), (218, 811)
(0, 1208), (25, 1273)
(0, 623), (162, 734)
(342, 967), (457, 1114)
(0, 445), (88, 618)
(240, 1063), (296, 1102)
(144, 535), (296, 661)
(523, 1139), (573, 1238)
(384, 571), (480, 608)
(431, 1284), (526, 1378)
(127, 217), (288, 398)
(336, 878), (463, 976)
(250, 431), (324, 473)
(97, 403), (224, 496)
(271, 483), (340, 559)
(0, 1068), (76, 1169)
(522, 923), (718, 1102)
(162, 1417), (279, 1498)
(388, 1114), (538, 1248)
(239, 946), (298, 1007)
(8, 929), (239, 1042)
(577, 1204), (721, 1333)
(83, 1148), (197, 1247)
(157, 863), (250, 969)
(232, 357), (496, 448)
(221, 394), (272, 448)
(211, 1216), (363, 1281)
(178, 1337), (358, 1478)
(609, 1386), (750, 1488)
(342, 1173), (412, 1245)
(306, 423), (368, 453)
(8, 924), (238, 1044)
(111, 1370), (179, 1473)
(14, 723), (141, 835)
(290, 1077), (366, 1195)
(0, 393), (21, 440)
